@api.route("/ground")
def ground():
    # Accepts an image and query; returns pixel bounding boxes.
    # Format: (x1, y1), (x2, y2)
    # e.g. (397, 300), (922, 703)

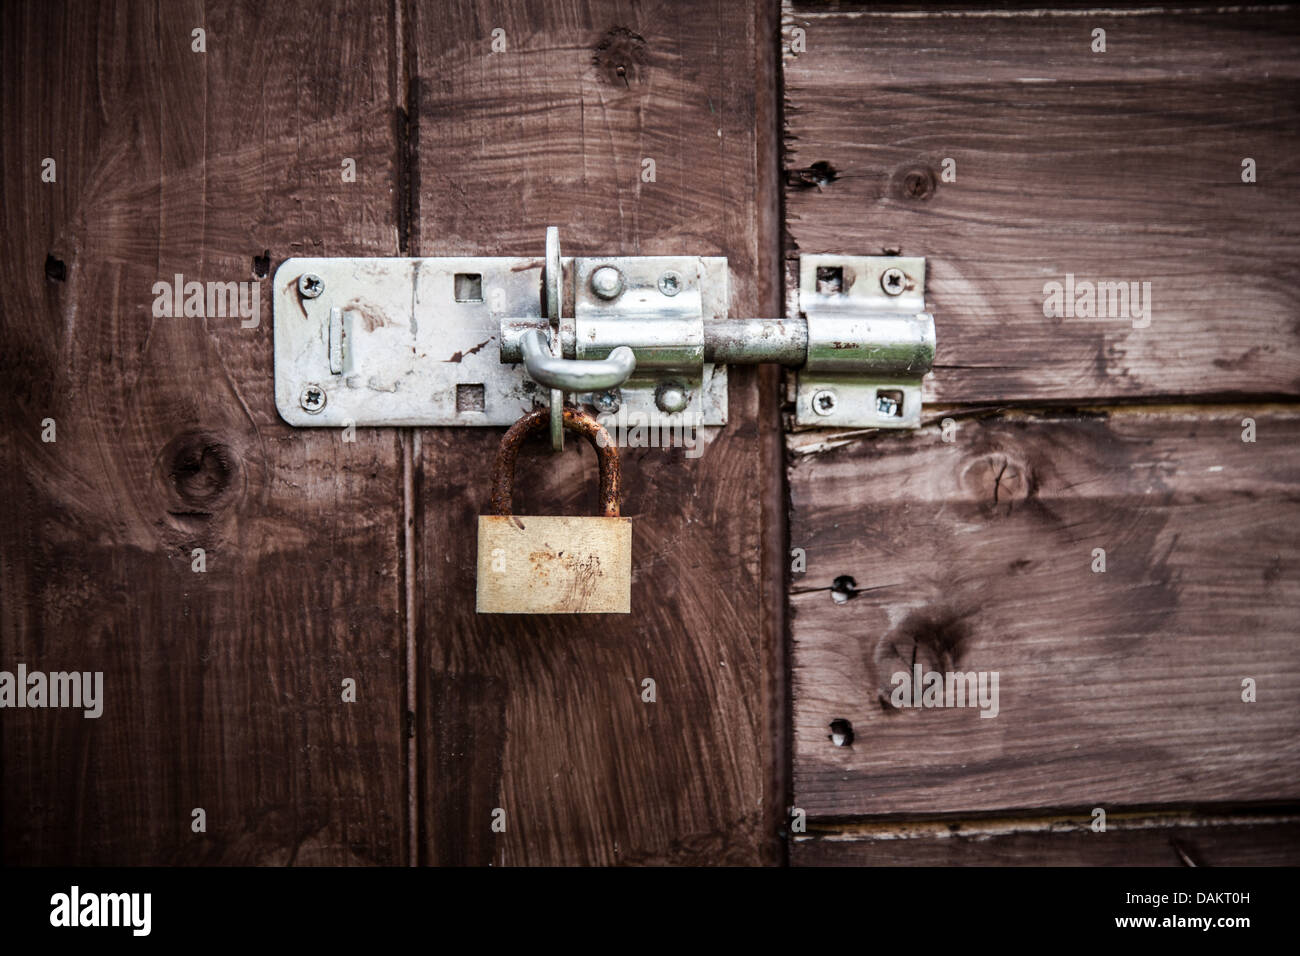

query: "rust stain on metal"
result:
(344, 297), (390, 332)
(488, 407), (621, 517)
(444, 336), (494, 363)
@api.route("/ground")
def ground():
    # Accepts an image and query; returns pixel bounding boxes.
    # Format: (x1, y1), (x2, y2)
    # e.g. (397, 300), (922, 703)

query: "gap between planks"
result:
(396, 0), (420, 868)
(402, 430), (419, 866)
(788, 400), (1300, 456)
(797, 808), (1300, 843)
(783, 5), (1293, 19)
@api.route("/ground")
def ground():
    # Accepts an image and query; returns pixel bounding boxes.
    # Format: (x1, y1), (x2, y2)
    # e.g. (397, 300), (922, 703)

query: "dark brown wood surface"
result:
(1, 1), (406, 864)
(793, 812), (1300, 866)
(410, 0), (782, 865)
(783, 4), (1300, 403)
(783, 1), (1300, 862)
(2, 0), (782, 868)
(789, 407), (1300, 818)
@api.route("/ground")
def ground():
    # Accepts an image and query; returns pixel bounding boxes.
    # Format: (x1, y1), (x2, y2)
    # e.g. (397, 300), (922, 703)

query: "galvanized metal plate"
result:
(273, 256), (728, 427)
(794, 254), (934, 429)
(795, 377), (926, 429)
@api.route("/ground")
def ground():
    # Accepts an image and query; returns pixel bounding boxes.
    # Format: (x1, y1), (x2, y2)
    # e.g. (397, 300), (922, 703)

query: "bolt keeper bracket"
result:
(793, 254), (936, 429)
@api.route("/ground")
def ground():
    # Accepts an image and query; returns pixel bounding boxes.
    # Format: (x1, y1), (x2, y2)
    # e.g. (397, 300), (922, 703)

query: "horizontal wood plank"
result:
(783, 5), (1300, 402)
(789, 407), (1300, 818)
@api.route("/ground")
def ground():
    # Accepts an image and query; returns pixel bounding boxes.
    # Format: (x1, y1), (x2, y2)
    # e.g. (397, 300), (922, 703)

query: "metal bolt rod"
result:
(702, 318), (808, 366)
(506, 316), (933, 373)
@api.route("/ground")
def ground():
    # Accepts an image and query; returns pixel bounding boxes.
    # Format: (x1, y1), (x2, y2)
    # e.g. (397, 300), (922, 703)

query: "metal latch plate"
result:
(273, 257), (729, 427)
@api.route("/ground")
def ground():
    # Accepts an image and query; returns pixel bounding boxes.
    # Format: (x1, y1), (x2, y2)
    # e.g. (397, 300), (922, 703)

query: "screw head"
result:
(876, 394), (900, 417)
(592, 388), (622, 414)
(298, 273), (324, 299)
(590, 265), (625, 300)
(657, 271), (682, 297)
(300, 384), (327, 413)
(880, 267), (906, 296)
(654, 381), (690, 414)
(812, 389), (837, 416)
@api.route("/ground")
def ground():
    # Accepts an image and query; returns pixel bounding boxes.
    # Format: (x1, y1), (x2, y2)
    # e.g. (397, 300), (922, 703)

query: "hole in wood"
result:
(788, 160), (838, 190)
(252, 250), (271, 279)
(454, 273), (483, 302)
(829, 718), (854, 747)
(456, 383), (485, 412)
(45, 254), (66, 282)
(831, 574), (857, 603)
(816, 266), (844, 296)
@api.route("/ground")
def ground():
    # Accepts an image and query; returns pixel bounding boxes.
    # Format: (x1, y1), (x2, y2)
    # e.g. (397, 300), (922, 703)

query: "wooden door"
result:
(3, 0), (1297, 868)
(1, 0), (783, 866)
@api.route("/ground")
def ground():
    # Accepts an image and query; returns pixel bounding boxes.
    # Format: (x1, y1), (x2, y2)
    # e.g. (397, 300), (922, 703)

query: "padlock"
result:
(476, 407), (631, 614)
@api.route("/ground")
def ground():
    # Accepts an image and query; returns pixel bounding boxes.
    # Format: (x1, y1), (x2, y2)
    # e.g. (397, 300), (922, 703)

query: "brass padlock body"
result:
(476, 408), (631, 614)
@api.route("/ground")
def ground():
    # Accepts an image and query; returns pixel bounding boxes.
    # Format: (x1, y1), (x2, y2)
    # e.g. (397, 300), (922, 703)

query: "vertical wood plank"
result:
(0, 1), (406, 864)
(411, 0), (779, 865)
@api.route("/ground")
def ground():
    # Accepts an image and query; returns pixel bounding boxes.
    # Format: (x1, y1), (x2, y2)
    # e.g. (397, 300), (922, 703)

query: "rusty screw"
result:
(299, 273), (324, 299)
(300, 384), (327, 413)
(880, 268), (905, 297)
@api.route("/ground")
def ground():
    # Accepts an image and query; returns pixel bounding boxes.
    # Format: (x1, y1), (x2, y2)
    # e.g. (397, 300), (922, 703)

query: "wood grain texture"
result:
(793, 812), (1300, 866)
(0, 1), (406, 864)
(783, 4), (1300, 402)
(789, 408), (1300, 819)
(412, 0), (778, 865)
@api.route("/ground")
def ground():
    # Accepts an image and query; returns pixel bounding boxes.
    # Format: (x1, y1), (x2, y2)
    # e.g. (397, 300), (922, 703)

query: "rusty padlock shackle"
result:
(489, 407), (621, 518)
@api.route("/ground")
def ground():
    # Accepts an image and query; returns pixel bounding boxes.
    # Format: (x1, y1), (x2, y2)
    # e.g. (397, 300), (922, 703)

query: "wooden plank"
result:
(0, 1), (406, 864)
(783, 4), (1300, 402)
(412, 0), (779, 865)
(793, 813), (1300, 866)
(789, 407), (1300, 819)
